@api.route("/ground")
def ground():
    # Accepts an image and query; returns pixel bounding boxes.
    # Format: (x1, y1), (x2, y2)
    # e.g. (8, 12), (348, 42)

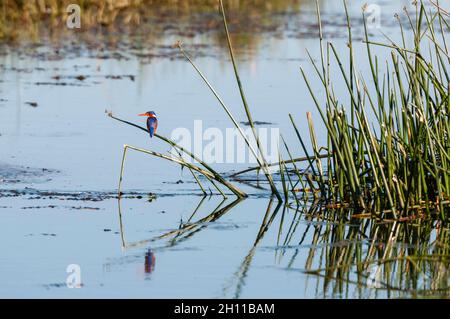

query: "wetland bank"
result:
(0, 0), (449, 298)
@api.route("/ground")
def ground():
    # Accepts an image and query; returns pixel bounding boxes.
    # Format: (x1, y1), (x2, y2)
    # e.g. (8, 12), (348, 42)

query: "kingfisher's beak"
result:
(138, 113), (148, 117)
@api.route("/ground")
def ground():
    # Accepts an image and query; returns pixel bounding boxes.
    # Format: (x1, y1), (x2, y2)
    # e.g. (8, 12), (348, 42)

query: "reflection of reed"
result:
(118, 195), (448, 297)
(222, 198), (283, 298)
(281, 205), (450, 298)
(117, 195), (243, 250)
(222, 201), (448, 298)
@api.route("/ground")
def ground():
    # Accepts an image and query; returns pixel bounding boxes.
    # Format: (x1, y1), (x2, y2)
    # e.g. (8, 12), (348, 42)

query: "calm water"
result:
(0, 0), (448, 298)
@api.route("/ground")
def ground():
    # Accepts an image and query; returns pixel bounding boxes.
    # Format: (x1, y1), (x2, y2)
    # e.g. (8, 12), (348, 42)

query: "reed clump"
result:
(208, 0), (450, 220)
(289, 1), (450, 219)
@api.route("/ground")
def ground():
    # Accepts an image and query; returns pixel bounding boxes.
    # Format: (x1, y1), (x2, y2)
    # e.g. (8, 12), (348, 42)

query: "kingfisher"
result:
(138, 111), (158, 138)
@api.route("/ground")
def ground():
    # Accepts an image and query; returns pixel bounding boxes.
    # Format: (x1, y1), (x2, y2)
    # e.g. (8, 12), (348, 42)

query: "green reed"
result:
(288, 0), (450, 219)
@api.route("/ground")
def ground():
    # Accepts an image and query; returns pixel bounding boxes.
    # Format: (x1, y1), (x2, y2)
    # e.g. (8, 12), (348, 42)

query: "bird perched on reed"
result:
(138, 111), (158, 138)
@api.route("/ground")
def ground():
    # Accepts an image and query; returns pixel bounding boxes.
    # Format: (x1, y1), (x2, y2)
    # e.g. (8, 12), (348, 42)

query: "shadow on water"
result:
(117, 195), (450, 298)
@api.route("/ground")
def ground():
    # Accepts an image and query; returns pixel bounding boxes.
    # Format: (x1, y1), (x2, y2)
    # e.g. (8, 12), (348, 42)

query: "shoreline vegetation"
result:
(0, 0), (301, 42)
(111, 0), (450, 222)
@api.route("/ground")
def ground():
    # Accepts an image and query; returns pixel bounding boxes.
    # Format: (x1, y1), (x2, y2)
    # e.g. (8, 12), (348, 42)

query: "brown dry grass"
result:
(0, 0), (302, 41)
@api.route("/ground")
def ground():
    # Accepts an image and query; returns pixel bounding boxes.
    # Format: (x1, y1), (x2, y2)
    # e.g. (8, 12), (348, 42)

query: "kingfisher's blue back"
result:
(147, 117), (158, 138)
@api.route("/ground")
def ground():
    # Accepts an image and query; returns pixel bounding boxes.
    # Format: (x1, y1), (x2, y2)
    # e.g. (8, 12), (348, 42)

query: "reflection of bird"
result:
(138, 111), (158, 138)
(144, 249), (156, 274)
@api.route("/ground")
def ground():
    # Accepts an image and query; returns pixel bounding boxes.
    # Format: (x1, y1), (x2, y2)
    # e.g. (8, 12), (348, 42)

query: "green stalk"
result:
(218, 0), (281, 201)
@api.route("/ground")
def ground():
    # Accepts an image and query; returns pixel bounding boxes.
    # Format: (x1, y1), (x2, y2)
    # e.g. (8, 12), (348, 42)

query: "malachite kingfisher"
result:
(138, 111), (158, 138)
